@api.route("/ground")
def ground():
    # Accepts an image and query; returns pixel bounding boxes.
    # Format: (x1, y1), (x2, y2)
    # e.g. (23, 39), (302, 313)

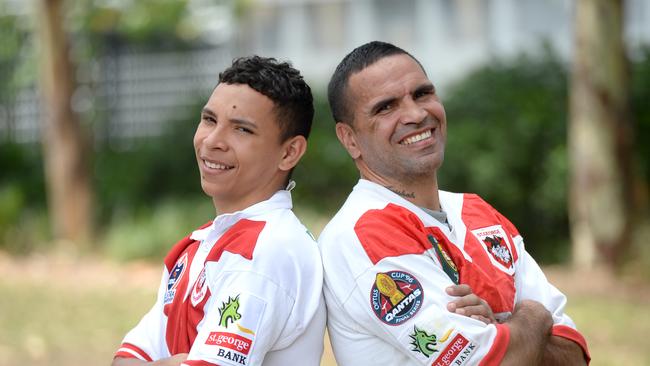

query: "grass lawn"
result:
(0, 254), (648, 366)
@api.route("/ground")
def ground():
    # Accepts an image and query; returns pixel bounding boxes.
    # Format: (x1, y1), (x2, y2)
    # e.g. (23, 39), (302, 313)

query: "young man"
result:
(113, 56), (325, 366)
(319, 41), (590, 365)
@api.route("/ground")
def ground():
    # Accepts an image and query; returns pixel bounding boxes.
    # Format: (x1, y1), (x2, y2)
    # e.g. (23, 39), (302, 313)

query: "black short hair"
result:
(327, 41), (424, 125)
(219, 56), (314, 141)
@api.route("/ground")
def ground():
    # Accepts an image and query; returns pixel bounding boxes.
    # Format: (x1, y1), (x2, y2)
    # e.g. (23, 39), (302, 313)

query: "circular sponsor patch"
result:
(370, 270), (424, 325)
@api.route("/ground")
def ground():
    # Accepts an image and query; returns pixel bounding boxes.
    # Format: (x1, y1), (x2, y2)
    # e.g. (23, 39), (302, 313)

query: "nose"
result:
(399, 98), (428, 125)
(202, 124), (229, 151)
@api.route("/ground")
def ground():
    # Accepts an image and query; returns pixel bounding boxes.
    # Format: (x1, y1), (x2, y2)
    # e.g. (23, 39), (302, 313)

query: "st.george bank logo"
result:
(205, 332), (252, 355)
(370, 270), (424, 326)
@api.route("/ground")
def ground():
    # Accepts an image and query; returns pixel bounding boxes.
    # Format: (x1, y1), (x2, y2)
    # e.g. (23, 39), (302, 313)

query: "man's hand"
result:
(500, 300), (553, 366)
(112, 353), (188, 366)
(445, 284), (496, 325)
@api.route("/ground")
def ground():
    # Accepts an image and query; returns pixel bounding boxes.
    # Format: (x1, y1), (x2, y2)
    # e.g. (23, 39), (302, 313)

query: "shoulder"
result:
(250, 210), (322, 281)
(442, 191), (520, 237)
(206, 211), (322, 300)
(320, 200), (429, 266)
(209, 210), (318, 265)
(258, 209), (318, 256)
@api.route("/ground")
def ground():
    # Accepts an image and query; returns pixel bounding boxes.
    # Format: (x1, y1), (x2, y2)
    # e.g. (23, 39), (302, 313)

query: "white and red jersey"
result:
(318, 179), (590, 366)
(115, 190), (326, 366)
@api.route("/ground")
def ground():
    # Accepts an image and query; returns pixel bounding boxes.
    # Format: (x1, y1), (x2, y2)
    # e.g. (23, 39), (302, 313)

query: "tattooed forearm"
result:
(387, 186), (415, 198)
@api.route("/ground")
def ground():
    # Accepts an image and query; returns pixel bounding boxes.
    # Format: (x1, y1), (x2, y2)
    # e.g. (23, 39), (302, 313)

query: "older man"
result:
(319, 41), (589, 366)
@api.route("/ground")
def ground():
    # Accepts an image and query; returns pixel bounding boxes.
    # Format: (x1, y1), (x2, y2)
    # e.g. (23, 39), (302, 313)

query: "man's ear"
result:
(278, 135), (307, 172)
(335, 122), (361, 159)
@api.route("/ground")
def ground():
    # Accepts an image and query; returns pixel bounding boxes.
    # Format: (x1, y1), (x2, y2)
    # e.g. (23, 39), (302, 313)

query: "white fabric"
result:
(318, 179), (581, 366)
(118, 190), (325, 366)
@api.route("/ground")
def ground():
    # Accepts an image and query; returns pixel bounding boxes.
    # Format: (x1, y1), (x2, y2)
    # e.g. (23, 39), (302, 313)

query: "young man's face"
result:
(194, 83), (291, 213)
(339, 53), (447, 184)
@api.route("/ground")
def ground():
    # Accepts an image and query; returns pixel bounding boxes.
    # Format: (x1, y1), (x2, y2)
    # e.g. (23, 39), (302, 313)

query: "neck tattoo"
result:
(387, 186), (415, 199)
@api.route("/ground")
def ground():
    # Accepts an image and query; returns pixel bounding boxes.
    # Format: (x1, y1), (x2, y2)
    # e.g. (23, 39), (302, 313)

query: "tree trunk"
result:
(36, 0), (93, 248)
(569, 0), (634, 269)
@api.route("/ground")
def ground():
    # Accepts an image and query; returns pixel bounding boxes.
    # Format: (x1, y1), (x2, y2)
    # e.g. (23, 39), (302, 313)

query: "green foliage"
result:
(94, 117), (203, 222)
(0, 142), (49, 253)
(441, 51), (571, 262)
(291, 93), (358, 213)
(94, 99), (213, 261)
(0, 4), (36, 105)
(103, 197), (214, 261)
(73, 0), (197, 53)
(2, 0), (649, 264)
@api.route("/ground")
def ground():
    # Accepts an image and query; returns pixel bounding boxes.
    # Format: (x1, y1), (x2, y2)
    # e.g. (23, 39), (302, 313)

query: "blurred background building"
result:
(1, 0), (649, 144)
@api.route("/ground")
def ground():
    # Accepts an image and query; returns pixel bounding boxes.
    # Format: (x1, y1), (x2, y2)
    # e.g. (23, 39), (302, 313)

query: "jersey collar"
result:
(190, 189), (293, 243)
(353, 179), (450, 233)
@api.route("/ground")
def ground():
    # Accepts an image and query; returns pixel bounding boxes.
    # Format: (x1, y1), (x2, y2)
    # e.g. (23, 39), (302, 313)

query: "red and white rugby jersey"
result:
(318, 179), (590, 366)
(115, 190), (326, 366)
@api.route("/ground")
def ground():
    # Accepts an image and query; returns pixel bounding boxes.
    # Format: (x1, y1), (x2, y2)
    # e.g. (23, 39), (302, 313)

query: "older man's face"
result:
(344, 54), (447, 183)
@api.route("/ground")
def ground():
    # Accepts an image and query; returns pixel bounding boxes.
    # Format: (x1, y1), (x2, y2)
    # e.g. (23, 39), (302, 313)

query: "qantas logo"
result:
(370, 270), (424, 325)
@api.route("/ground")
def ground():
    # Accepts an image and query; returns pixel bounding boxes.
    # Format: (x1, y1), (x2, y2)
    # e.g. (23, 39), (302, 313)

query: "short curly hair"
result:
(219, 56), (314, 142)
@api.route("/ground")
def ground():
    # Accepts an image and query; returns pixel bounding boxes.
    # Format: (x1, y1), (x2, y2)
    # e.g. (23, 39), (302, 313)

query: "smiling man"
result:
(112, 56), (325, 366)
(318, 41), (590, 365)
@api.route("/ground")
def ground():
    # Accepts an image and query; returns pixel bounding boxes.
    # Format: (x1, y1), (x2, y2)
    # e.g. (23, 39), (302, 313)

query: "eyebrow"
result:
(201, 107), (258, 130)
(230, 118), (258, 130)
(201, 107), (216, 117)
(369, 96), (397, 116)
(414, 82), (436, 95)
(368, 81), (436, 116)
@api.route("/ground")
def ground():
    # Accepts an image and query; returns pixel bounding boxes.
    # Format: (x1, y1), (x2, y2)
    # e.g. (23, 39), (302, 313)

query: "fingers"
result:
(445, 284), (472, 297)
(449, 292), (482, 309)
(470, 314), (493, 325)
(446, 284), (496, 324)
(449, 299), (496, 324)
(454, 304), (490, 317)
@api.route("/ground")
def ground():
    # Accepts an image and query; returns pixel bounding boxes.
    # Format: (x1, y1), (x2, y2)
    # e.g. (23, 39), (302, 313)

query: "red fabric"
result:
(114, 342), (153, 361)
(354, 203), (431, 265)
(165, 243), (201, 354)
(461, 194), (519, 263)
(354, 200), (517, 313)
(206, 219), (265, 262)
(164, 221), (213, 270)
(552, 324), (591, 364)
(478, 323), (510, 366)
(163, 219), (265, 355)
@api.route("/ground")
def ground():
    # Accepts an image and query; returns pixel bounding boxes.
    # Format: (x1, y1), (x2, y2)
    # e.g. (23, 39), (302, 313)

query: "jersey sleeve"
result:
(114, 266), (170, 361)
(512, 236), (591, 363)
(344, 252), (509, 366)
(181, 270), (298, 366)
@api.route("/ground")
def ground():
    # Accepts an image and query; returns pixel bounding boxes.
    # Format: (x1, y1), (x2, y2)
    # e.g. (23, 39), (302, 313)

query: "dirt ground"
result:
(1, 252), (649, 365)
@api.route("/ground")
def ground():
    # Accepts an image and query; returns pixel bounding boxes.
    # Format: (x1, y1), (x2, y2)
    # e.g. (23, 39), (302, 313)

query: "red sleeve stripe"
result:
(182, 360), (219, 366)
(478, 323), (510, 366)
(114, 343), (153, 362)
(552, 324), (591, 364)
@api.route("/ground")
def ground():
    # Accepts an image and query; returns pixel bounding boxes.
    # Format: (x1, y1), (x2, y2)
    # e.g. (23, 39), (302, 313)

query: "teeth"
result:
(204, 160), (232, 170)
(401, 130), (432, 145)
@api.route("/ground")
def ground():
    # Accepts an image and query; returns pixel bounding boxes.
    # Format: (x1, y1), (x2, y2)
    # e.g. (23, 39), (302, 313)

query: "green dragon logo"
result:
(218, 295), (241, 328)
(409, 325), (439, 358)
